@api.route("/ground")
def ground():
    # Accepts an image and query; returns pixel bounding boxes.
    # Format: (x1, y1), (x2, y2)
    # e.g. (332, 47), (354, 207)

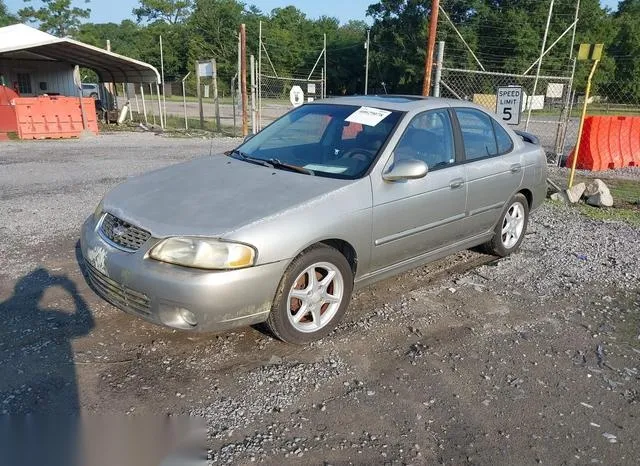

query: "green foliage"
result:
(0, 0), (16, 26)
(18, 0), (91, 36)
(9, 0), (640, 103)
(133, 0), (193, 24)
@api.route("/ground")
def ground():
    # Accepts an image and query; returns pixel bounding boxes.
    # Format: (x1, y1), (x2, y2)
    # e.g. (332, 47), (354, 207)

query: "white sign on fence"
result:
(546, 82), (564, 98)
(496, 86), (523, 125)
(290, 85), (304, 107)
(307, 83), (316, 94)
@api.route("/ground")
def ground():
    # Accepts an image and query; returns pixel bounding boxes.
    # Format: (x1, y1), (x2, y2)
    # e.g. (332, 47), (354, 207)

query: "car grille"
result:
(85, 262), (151, 316)
(100, 213), (151, 251)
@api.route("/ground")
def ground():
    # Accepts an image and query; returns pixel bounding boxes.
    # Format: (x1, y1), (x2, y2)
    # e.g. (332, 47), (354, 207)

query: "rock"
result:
(566, 182), (586, 203)
(584, 178), (609, 197)
(550, 192), (569, 203)
(584, 178), (613, 207)
(586, 191), (614, 207)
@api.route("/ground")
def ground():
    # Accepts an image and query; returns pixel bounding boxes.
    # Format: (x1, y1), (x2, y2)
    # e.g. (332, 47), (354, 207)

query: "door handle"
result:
(510, 163), (522, 173)
(449, 178), (464, 189)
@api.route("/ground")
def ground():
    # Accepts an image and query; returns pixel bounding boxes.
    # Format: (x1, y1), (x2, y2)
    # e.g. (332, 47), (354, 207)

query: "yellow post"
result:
(569, 58), (599, 188)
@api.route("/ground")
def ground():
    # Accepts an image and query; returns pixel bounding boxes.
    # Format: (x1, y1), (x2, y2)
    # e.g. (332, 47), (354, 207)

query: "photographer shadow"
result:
(0, 265), (94, 415)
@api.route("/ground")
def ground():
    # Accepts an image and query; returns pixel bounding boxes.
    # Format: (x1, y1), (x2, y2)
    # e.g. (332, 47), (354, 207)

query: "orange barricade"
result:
(0, 85), (19, 138)
(12, 96), (98, 140)
(567, 115), (640, 171)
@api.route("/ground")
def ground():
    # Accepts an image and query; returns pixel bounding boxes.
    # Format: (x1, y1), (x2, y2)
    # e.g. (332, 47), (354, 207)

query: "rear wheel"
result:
(267, 245), (353, 344)
(484, 193), (529, 257)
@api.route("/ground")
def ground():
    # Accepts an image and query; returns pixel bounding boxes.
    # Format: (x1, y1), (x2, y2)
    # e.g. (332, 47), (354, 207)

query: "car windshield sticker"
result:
(345, 106), (392, 127)
(304, 164), (349, 174)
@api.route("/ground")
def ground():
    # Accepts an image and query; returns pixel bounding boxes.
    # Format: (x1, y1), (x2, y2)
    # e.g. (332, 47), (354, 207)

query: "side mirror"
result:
(243, 133), (255, 143)
(383, 158), (428, 182)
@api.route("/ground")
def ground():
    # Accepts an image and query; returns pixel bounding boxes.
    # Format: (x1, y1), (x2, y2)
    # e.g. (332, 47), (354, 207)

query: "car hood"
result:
(103, 155), (354, 238)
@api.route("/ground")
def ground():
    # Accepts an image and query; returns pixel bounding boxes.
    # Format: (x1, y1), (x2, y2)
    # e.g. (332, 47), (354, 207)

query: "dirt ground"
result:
(1, 133), (638, 465)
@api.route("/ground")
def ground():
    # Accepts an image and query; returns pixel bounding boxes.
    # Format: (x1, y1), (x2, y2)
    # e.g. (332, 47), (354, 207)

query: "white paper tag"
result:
(345, 106), (392, 127)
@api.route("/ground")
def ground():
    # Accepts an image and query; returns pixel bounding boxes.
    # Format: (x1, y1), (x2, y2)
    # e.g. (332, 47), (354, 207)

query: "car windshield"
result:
(234, 103), (403, 179)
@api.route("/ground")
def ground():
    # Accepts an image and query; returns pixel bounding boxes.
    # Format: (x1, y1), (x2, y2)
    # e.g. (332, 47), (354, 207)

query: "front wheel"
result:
(267, 245), (353, 344)
(484, 193), (529, 257)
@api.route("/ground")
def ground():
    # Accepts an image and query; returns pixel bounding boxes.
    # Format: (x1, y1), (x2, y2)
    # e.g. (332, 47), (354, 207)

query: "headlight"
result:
(93, 199), (104, 221)
(148, 237), (256, 270)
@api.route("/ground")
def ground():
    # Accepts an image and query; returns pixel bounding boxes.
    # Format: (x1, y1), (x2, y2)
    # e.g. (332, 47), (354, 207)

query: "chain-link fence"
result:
(257, 75), (324, 130)
(439, 67), (576, 164)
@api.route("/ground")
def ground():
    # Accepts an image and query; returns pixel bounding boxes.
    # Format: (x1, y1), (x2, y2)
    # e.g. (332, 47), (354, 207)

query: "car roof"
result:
(315, 95), (466, 112)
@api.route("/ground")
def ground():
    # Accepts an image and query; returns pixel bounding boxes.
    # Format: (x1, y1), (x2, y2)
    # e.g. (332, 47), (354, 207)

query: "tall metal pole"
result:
(258, 21), (262, 131)
(323, 33), (327, 97)
(181, 71), (191, 130)
(156, 82), (164, 129)
(196, 61), (204, 129)
(140, 84), (148, 124)
(569, 0), (580, 59)
(237, 32), (241, 119)
(364, 29), (370, 95)
(240, 24), (248, 137)
(525, 0), (554, 131)
(433, 41), (445, 97)
(250, 55), (256, 134)
(422, 0), (440, 96)
(212, 58), (220, 131)
(159, 35), (166, 124)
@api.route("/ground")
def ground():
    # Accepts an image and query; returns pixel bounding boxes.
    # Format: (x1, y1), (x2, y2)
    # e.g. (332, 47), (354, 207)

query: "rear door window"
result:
(455, 108), (499, 161)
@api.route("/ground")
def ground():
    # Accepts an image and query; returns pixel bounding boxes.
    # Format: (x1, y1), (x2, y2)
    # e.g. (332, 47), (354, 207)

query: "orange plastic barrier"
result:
(0, 85), (19, 138)
(12, 96), (98, 140)
(567, 115), (640, 171)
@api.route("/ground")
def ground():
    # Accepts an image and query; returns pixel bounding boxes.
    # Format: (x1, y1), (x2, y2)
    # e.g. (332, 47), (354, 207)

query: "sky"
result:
(5, 0), (622, 25)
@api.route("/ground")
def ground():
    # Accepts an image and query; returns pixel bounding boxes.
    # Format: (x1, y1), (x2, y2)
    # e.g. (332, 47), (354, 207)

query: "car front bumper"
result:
(79, 215), (288, 332)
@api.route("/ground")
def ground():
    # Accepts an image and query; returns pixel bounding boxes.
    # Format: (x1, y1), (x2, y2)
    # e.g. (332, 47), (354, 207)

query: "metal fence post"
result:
(250, 55), (256, 134)
(140, 84), (148, 124)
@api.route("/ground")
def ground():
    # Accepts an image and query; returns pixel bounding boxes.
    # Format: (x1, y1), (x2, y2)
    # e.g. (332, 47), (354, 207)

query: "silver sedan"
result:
(81, 96), (546, 344)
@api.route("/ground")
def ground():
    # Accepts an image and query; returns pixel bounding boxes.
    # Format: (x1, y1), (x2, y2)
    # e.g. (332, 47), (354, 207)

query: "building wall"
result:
(0, 59), (75, 97)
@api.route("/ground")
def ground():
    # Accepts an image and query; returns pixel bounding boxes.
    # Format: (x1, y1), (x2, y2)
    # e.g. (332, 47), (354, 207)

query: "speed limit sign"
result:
(496, 86), (523, 125)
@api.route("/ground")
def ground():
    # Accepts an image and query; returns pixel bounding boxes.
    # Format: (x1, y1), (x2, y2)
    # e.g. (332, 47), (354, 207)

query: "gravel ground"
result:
(0, 132), (240, 280)
(0, 134), (638, 465)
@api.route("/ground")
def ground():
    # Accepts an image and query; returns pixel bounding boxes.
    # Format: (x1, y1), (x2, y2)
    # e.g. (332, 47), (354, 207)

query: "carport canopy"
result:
(0, 23), (160, 83)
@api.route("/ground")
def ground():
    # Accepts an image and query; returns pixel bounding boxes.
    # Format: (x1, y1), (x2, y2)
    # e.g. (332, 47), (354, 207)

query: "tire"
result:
(267, 244), (353, 344)
(90, 92), (99, 99)
(484, 193), (529, 257)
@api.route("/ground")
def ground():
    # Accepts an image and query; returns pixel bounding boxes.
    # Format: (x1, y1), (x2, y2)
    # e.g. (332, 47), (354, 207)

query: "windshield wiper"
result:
(228, 149), (274, 168)
(268, 158), (315, 175)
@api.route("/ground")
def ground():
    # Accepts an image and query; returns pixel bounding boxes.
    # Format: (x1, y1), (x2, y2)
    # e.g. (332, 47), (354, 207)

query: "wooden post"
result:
(196, 62), (204, 129)
(422, 0), (440, 96)
(212, 59), (221, 131)
(240, 24), (248, 137)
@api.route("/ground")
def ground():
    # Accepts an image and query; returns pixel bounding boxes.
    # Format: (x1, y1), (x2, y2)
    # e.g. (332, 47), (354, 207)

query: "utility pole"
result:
(240, 24), (248, 137)
(422, 0), (440, 96)
(364, 29), (370, 95)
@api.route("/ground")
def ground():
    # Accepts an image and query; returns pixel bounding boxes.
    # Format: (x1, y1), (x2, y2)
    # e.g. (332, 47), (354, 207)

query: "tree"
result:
(0, 0), (17, 27)
(133, 0), (193, 24)
(18, 0), (91, 37)
(610, 0), (640, 100)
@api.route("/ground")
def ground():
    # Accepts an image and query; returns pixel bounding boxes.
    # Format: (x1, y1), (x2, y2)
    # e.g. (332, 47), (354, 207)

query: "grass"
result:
(98, 113), (242, 138)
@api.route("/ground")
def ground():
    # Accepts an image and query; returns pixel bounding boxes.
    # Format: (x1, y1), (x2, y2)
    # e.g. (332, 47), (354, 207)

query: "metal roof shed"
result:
(0, 24), (160, 83)
(0, 24), (164, 127)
